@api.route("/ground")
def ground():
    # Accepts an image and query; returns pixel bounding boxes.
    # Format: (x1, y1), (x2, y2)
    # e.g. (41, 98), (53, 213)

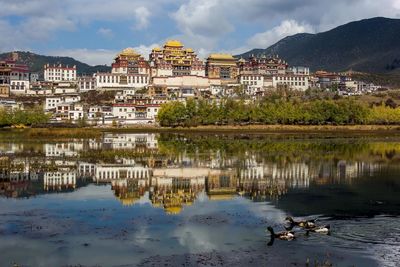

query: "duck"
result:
(307, 224), (331, 234)
(266, 226), (295, 240)
(285, 216), (316, 229)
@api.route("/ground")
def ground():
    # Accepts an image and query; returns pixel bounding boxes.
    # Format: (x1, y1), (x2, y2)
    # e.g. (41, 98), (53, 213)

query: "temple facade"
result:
(95, 48), (151, 89)
(149, 40), (205, 78)
(0, 60), (30, 83)
(238, 54), (310, 92)
(238, 54), (288, 76)
(206, 54), (239, 84)
(111, 48), (150, 75)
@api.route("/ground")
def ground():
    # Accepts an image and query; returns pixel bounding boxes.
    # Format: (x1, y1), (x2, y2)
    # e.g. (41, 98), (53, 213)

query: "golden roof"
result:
(119, 196), (140, 206)
(118, 47), (140, 57)
(208, 53), (236, 60)
(165, 40), (183, 47)
(186, 48), (194, 53)
(165, 206), (182, 214)
(152, 47), (162, 52)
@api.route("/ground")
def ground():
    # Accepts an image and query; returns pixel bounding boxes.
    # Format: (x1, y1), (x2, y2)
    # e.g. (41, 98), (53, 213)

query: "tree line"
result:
(0, 108), (50, 127)
(157, 98), (400, 127)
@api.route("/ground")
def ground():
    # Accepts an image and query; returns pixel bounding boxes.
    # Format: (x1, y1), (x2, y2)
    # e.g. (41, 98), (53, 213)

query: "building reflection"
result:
(44, 168), (76, 191)
(150, 168), (206, 214)
(206, 169), (237, 201)
(0, 134), (392, 211)
(103, 133), (158, 151)
(112, 177), (149, 206)
(93, 160), (151, 183)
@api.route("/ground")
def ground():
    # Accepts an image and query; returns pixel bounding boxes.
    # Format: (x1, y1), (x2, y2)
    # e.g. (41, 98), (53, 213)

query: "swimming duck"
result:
(266, 226), (295, 240)
(307, 224), (331, 234)
(285, 216), (316, 229)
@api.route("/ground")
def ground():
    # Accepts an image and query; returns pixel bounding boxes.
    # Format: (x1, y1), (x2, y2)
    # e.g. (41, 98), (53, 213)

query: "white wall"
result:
(95, 73), (149, 89)
(45, 97), (62, 110)
(10, 80), (30, 94)
(44, 66), (77, 82)
(153, 75), (221, 88)
(272, 75), (309, 91)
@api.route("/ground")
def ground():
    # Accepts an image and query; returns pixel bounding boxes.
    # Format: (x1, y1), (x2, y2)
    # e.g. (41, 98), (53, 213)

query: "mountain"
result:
(0, 51), (111, 76)
(239, 17), (400, 74)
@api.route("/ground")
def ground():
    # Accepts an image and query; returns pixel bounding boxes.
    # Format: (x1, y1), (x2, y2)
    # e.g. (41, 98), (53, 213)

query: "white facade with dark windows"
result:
(44, 64), (77, 82)
(272, 75), (309, 91)
(94, 73), (149, 89)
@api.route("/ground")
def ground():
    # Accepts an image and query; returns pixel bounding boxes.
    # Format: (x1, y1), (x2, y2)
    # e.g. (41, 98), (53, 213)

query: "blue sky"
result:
(1, 0), (400, 65)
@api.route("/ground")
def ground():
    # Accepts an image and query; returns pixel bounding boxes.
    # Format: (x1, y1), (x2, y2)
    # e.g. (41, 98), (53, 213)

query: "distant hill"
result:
(239, 17), (400, 74)
(0, 51), (111, 76)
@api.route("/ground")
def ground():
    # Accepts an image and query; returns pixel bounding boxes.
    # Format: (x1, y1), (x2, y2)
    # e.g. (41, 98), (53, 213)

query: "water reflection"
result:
(0, 133), (398, 216)
(0, 133), (400, 266)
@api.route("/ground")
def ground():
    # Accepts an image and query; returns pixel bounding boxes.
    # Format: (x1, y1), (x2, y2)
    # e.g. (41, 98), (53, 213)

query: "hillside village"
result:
(0, 41), (385, 126)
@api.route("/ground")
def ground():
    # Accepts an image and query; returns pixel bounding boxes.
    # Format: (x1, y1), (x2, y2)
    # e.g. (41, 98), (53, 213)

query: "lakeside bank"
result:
(0, 125), (400, 140)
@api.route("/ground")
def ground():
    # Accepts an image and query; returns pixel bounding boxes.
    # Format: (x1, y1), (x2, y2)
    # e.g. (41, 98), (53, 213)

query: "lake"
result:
(0, 132), (399, 267)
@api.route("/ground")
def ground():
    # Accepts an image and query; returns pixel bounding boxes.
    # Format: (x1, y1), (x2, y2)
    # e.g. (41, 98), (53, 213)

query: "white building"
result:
(78, 76), (96, 92)
(94, 73), (149, 89)
(104, 133), (158, 150)
(239, 74), (264, 95)
(44, 64), (77, 82)
(272, 74), (309, 91)
(87, 106), (104, 121)
(45, 97), (62, 111)
(53, 82), (78, 94)
(94, 163), (151, 183)
(10, 80), (30, 95)
(44, 169), (77, 191)
(69, 104), (85, 121)
(290, 66), (310, 76)
(78, 162), (96, 177)
(153, 75), (221, 89)
(45, 95), (81, 111)
(112, 103), (160, 124)
(45, 143), (82, 157)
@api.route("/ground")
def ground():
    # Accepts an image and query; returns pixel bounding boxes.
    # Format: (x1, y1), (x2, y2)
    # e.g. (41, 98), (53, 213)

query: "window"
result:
(220, 67), (230, 79)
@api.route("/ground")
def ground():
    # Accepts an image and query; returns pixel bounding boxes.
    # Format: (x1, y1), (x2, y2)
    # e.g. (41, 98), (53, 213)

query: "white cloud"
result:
(172, 0), (234, 37)
(1, 0), (400, 57)
(48, 43), (160, 65)
(0, 0), (168, 51)
(248, 20), (314, 48)
(393, 0), (400, 9)
(227, 20), (314, 56)
(133, 43), (160, 57)
(48, 48), (117, 66)
(170, 0), (235, 56)
(0, 16), (74, 53)
(133, 6), (151, 30)
(0, 0), (59, 17)
(170, 0), (400, 56)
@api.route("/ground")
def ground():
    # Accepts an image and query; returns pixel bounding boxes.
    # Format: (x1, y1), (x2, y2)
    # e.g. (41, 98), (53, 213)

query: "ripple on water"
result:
(332, 216), (400, 246)
(327, 215), (400, 266)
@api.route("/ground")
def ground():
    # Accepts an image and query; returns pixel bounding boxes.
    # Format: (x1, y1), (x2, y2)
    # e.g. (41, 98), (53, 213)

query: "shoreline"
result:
(1, 124), (400, 135)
